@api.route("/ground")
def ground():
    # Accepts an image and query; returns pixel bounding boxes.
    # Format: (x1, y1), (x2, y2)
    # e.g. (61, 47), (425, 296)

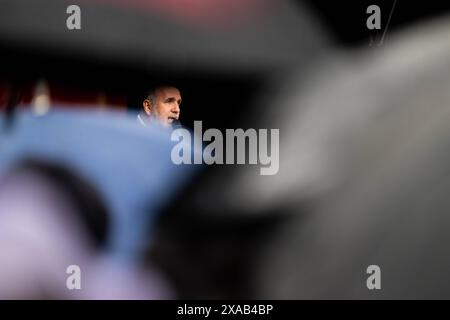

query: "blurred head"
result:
(142, 86), (182, 126)
(0, 160), (109, 299)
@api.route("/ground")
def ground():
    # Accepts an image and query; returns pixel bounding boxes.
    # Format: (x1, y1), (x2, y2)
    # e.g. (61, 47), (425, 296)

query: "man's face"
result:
(145, 87), (182, 126)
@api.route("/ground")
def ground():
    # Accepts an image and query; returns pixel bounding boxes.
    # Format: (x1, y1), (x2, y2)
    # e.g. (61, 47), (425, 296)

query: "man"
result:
(138, 86), (182, 127)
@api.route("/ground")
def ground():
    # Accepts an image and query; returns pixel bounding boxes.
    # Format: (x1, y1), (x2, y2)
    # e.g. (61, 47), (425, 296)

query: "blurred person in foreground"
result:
(0, 161), (171, 299)
(138, 86), (182, 128)
(250, 15), (450, 298)
(0, 109), (195, 299)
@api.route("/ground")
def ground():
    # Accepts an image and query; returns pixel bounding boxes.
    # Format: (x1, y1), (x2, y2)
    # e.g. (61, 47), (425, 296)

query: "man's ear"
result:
(143, 99), (152, 115)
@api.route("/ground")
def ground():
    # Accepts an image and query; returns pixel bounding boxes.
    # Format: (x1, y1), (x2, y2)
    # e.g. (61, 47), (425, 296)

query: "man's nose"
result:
(172, 103), (180, 114)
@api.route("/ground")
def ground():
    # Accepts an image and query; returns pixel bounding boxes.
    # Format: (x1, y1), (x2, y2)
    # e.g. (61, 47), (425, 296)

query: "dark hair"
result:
(10, 159), (110, 249)
(144, 87), (157, 105)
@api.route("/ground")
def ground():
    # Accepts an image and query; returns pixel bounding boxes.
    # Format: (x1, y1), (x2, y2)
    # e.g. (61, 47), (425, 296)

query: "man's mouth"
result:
(168, 116), (178, 123)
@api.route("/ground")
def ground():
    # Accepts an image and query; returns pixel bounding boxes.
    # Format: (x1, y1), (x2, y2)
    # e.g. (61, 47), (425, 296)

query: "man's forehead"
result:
(156, 86), (181, 98)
